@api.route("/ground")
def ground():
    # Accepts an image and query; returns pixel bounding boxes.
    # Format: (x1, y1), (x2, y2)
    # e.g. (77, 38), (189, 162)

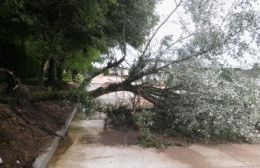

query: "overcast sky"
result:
(109, 0), (259, 69)
(155, 0), (260, 68)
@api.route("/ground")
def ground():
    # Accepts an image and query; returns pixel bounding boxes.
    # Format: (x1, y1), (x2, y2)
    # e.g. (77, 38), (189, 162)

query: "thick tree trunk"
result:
(89, 82), (129, 98)
(47, 58), (56, 84)
(89, 82), (168, 107)
(56, 65), (63, 81)
(39, 59), (47, 84)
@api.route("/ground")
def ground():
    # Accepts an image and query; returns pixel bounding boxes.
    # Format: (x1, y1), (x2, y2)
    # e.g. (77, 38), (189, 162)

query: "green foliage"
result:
(0, 39), (37, 79)
(134, 111), (171, 148)
(47, 86), (53, 92)
(137, 126), (170, 149)
(104, 59), (260, 144)
(64, 47), (101, 74)
(1, 0), (159, 82)
(104, 106), (171, 148)
(0, 0), (29, 38)
(66, 89), (95, 113)
(105, 105), (135, 127)
(160, 60), (260, 141)
(219, 68), (233, 82)
(105, 0), (159, 48)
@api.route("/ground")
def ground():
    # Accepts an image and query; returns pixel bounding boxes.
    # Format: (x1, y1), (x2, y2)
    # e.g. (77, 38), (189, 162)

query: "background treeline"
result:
(0, 0), (158, 84)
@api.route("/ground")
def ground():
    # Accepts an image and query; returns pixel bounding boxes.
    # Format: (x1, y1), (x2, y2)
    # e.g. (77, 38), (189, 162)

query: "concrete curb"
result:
(33, 104), (79, 168)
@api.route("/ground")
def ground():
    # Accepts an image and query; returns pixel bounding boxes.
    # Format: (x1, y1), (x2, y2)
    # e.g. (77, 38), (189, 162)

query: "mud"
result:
(0, 99), (73, 168)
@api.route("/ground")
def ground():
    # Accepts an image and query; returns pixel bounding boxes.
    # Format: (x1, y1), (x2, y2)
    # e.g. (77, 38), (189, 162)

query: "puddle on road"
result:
(78, 135), (96, 144)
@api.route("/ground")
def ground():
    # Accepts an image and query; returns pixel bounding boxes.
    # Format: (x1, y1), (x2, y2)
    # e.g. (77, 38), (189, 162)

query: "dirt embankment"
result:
(0, 86), (74, 168)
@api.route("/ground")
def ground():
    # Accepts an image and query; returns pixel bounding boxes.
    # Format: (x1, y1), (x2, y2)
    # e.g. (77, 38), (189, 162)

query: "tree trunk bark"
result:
(56, 65), (63, 81)
(39, 59), (47, 84)
(89, 82), (128, 98)
(89, 82), (164, 107)
(47, 58), (56, 84)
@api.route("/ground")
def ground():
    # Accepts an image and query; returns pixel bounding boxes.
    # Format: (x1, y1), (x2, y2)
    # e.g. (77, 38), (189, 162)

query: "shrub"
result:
(105, 105), (135, 128)
(66, 89), (96, 115)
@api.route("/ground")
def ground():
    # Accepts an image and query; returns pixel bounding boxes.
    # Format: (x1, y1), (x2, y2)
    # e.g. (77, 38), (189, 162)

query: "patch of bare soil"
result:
(0, 86), (74, 168)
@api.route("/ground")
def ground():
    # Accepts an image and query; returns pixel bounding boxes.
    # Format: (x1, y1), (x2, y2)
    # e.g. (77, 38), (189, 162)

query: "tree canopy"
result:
(0, 0), (159, 81)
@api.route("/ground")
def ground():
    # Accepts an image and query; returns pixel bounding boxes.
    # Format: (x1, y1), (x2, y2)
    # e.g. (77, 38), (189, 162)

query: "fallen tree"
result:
(85, 0), (260, 141)
(85, 0), (259, 104)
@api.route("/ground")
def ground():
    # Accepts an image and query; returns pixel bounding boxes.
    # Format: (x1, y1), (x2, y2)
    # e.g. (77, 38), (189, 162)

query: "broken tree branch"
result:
(141, 0), (183, 58)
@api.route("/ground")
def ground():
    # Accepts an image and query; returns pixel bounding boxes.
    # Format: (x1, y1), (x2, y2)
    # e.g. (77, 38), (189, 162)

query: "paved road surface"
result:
(49, 116), (260, 168)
